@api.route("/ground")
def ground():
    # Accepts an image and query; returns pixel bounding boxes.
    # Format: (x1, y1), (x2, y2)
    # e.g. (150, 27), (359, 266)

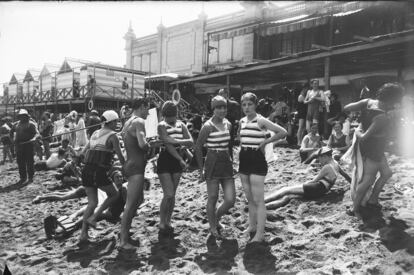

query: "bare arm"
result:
(109, 134), (125, 165)
(300, 135), (316, 153)
(304, 91), (311, 104)
(257, 117), (287, 148)
(311, 165), (330, 183)
(135, 120), (149, 150)
(327, 134), (333, 148)
(338, 165), (351, 183)
(343, 99), (369, 113)
(298, 94), (305, 103)
(158, 124), (184, 162)
(195, 124), (210, 176)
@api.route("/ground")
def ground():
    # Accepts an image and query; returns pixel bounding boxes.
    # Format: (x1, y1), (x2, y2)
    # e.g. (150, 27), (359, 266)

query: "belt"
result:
(207, 148), (228, 152)
(241, 146), (259, 150)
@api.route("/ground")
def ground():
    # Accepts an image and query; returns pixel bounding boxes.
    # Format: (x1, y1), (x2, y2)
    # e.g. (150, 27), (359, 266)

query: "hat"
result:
(211, 95), (227, 109)
(161, 101), (178, 118)
(18, 109), (29, 116)
(101, 110), (119, 123)
(90, 110), (99, 115)
(317, 147), (333, 157)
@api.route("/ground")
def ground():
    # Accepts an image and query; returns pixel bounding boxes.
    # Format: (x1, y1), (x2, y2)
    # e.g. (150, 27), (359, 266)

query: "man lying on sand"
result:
(265, 147), (351, 209)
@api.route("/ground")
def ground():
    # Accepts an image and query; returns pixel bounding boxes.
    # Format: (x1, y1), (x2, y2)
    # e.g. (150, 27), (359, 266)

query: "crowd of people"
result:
(0, 81), (406, 249)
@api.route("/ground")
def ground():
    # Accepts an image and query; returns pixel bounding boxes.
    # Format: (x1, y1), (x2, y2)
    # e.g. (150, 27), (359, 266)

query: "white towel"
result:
(341, 134), (372, 204)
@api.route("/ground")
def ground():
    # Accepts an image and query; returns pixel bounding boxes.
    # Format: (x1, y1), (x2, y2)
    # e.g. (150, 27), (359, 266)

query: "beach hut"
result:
(23, 69), (40, 95)
(39, 64), (60, 92)
(56, 60), (80, 91)
(79, 63), (145, 98)
(8, 73), (25, 96)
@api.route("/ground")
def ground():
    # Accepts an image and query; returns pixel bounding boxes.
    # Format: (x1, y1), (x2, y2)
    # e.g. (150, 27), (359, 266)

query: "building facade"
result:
(125, 1), (414, 105)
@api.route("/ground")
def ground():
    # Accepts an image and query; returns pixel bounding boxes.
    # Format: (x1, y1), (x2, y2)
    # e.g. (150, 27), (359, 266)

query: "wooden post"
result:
(324, 56), (330, 91)
(131, 72), (134, 100)
(226, 75), (231, 97)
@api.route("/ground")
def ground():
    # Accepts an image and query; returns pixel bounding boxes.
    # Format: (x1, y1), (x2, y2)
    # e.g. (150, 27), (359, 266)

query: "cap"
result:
(101, 110), (119, 123)
(211, 95), (227, 109)
(161, 101), (178, 118)
(18, 109), (29, 116)
(90, 110), (99, 115)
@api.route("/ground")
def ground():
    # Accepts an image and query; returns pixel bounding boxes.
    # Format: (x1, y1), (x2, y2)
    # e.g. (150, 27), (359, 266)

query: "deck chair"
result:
(44, 215), (81, 239)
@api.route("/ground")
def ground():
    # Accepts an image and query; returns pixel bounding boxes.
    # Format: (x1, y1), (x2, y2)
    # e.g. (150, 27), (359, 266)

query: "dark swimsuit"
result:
(359, 104), (388, 162)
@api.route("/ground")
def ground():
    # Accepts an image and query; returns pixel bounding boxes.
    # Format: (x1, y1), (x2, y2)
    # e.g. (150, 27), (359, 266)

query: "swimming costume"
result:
(330, 134), (347, 151)
(157, 120), (185, 174)
(297, 101), (307, 120)
(359, 101), (388, 162)
(239, 115), (268, 176)
(303, 181), (328, 199)
(122, 116), (148, 177)
(85, 128), (116, 168)
(306, 89), (322, 121)
(203, 118), (233, 180)
(107, 186), (126, 220)
(82, 164), (113, 188)
(239, 147), (268, 176)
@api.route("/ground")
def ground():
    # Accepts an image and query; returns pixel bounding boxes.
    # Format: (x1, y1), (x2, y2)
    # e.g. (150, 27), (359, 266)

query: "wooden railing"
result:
(0, 85), (145, 106)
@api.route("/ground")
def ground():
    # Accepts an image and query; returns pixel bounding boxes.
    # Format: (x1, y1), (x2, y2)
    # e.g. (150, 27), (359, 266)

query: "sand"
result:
(1, 147), (414, 274)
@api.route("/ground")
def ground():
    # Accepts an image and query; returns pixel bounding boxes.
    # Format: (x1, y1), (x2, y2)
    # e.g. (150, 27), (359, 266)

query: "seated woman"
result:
(34, 148), (67, 171)
(299, 123), (322, 162)
(327, 121), (350, 161)
(55, 155), (82, 186)
(265, 147), (351, 209)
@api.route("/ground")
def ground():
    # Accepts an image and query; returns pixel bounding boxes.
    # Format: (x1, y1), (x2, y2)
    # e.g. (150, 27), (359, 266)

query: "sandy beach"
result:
(1, 147), (414, 274)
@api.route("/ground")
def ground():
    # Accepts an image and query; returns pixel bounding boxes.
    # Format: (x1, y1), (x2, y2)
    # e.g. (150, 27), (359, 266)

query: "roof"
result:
(23, 69), (41, 82)
(40, 63), (61, 77)
(145, 73), (186, 81)
(9, 73), (25, 84)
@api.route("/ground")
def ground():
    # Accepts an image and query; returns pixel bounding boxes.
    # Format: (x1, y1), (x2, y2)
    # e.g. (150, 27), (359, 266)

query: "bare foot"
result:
(243, 227), (256, 235)
(250, 236), (264, 243)
(118, 242), (137, 251)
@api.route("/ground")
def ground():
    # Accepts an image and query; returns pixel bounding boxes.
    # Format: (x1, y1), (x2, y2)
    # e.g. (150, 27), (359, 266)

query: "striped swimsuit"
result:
(157, 120), (185, 174)
(203, 119), (233, 180)
(238, 114), (269, 176)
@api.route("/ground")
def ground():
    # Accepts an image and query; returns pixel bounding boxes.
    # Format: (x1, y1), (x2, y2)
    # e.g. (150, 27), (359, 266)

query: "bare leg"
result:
(167, 173), (181, 226)
(266, 194), (302, 210)
(352, 158), (379, 218)
(206, 179), (220, 237)
(87, 184), (119, 227)
(120, 174), (144, 249)
(240, 174), (256, 234)
(306, 120), (312, 133)
(367, 156), (392, 205)
(297, 119), (306, 146)
(216, 178), (235, 227)
(264, 185), (304, 203)
(158, 173), (178, 229)
(250, 174), (266, 242)
(79, 187), (98, 242)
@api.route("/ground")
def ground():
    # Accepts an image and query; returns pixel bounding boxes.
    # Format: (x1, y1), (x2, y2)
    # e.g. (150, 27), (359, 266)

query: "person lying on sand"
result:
(34, 148), (67, 171)
(33, 185), (86, 204)
(265, 147), (351, 210)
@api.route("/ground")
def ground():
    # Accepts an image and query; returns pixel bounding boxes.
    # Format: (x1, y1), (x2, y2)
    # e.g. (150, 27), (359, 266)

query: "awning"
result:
(258, 16), (329, 36)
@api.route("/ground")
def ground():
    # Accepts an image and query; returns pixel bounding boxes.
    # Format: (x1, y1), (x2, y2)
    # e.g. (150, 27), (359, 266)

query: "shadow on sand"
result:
(0, 180), (30, 193)
(360, 207), (414, 255)
(194, 235), (239, 273)
(148, 231), (187, 271)
(243, 241), (277, 274)
(63, 237), (116, 268)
